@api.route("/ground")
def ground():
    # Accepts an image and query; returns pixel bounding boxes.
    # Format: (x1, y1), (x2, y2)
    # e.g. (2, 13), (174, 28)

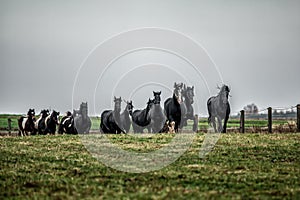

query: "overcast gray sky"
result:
(1, 0), (300, 115)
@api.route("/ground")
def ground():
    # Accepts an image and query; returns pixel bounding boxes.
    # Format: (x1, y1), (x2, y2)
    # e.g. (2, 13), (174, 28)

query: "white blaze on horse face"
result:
(178, 93), (183, 104)
(178, 88), (183, 104)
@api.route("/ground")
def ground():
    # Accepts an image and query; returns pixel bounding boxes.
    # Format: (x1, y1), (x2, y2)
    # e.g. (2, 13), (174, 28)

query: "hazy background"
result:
(1, 0), (299, 116)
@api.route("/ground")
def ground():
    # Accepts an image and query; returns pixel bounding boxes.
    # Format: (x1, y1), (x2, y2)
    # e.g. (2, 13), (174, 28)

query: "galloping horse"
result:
(180, 85), (197, 131)
(44, 110), (60, 134)
(149, 91), (166, 133)
(35, 109), (50, 134)
(131, 98), (154, 133)
(164, 82), (184, 133)
(207, 84), (231, 133)
(59, 111), (77, 134)
(18, 109), (36, 136)
(120, 100), (134, 133)
(74, 102), (91, 134)
(100, 97), (125, 134)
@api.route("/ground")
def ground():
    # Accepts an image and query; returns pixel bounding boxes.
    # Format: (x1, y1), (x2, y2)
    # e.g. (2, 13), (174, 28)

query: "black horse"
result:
(207, 84), (231, 133)
(35, 109), (50, 134)
(120, 100), (134, 133)
(164, 82), (184, 133)
(100, 97), (125, 134)
(44, 110), (60, 134)
(149, 91), (166, 133)
(59, 111), (77, 134)
(73, 102), (91, 134)
(180, 85), (197, 131)
(131, 98), (154, 133)
(18, 108), (36, 136)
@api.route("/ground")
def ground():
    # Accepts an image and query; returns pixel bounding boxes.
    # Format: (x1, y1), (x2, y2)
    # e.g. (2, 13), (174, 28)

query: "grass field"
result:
(1, 133), (300, 199)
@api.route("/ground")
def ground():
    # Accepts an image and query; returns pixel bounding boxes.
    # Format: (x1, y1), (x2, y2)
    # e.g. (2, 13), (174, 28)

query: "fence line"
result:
(239, 104), (300, 133)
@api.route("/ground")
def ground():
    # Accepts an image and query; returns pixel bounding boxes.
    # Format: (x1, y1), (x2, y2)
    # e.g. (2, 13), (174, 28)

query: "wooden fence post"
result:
(240, 110), (245, 133)
(297, 104), (300, 132)
(193, 114), (198, 132)
(268, 107), (272, 133)
(8, 118), (12, 134)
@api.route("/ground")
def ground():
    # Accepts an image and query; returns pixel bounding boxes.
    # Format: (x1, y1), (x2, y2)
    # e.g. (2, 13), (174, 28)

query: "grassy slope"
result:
(0, 133), (299, 199)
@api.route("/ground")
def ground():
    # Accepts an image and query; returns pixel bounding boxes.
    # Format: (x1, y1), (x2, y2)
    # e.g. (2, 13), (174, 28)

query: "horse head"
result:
(219, 84), (230, 104)
(79, 102), (88, 117)
(186, 86), (195, 104)
(173, 82), (184, 104)
(40, 109), (49, 118)
(146, 98), (155, 111)
(51, 110), (60, 125)
(126, 100), (134, 115)
(114, 96), (122, 113)
(153, 91), (161, 104)
(66, 111), (72, 117)
(27, 109), (35, 118)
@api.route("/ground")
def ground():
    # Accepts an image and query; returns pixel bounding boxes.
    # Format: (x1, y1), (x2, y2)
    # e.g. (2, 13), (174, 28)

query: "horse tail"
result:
(18, 116), (25, 136)
(208, 116), (211, 125)
(18, 117), (23, 130)
(207, 97), (212, 125)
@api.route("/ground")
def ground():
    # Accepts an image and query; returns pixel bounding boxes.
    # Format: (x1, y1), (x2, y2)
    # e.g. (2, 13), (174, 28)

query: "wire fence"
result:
(232, 105), (299, 133)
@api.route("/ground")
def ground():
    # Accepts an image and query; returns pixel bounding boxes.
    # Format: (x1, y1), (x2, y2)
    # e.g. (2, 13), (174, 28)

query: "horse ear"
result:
(174, 82), (176, 88)
(159, 91), (161, 95)
(184, 84), (186, 90)
(192, 86), (194, 90)
(114, 96), (116, 101)
(153, 91), (155, 95)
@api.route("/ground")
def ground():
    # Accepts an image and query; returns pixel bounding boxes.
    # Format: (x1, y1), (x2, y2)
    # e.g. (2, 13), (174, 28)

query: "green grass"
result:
(1, 133), (300, 199)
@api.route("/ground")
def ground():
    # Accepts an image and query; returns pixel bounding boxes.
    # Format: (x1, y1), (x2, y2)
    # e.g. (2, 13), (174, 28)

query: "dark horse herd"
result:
(18, 83), (231, 136)
(99, 82), (231, 134)
(18, 102), (91, 136)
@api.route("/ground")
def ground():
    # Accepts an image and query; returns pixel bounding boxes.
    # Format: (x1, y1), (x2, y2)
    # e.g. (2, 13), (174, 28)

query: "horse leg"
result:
(148, 127), (151, 133)
(100, 123), (105, 133)
(170, 121), (176, 133)
(179, 118), (184, 129)
(116, 125), (125, 134)
(175, 120), (180, 133)
(217, 117), (222, 133)
(19, 130), (23, 137)
(132, 123), (137, 133)
(211, 117), (217, 133)
(222, 115), (229, 133)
